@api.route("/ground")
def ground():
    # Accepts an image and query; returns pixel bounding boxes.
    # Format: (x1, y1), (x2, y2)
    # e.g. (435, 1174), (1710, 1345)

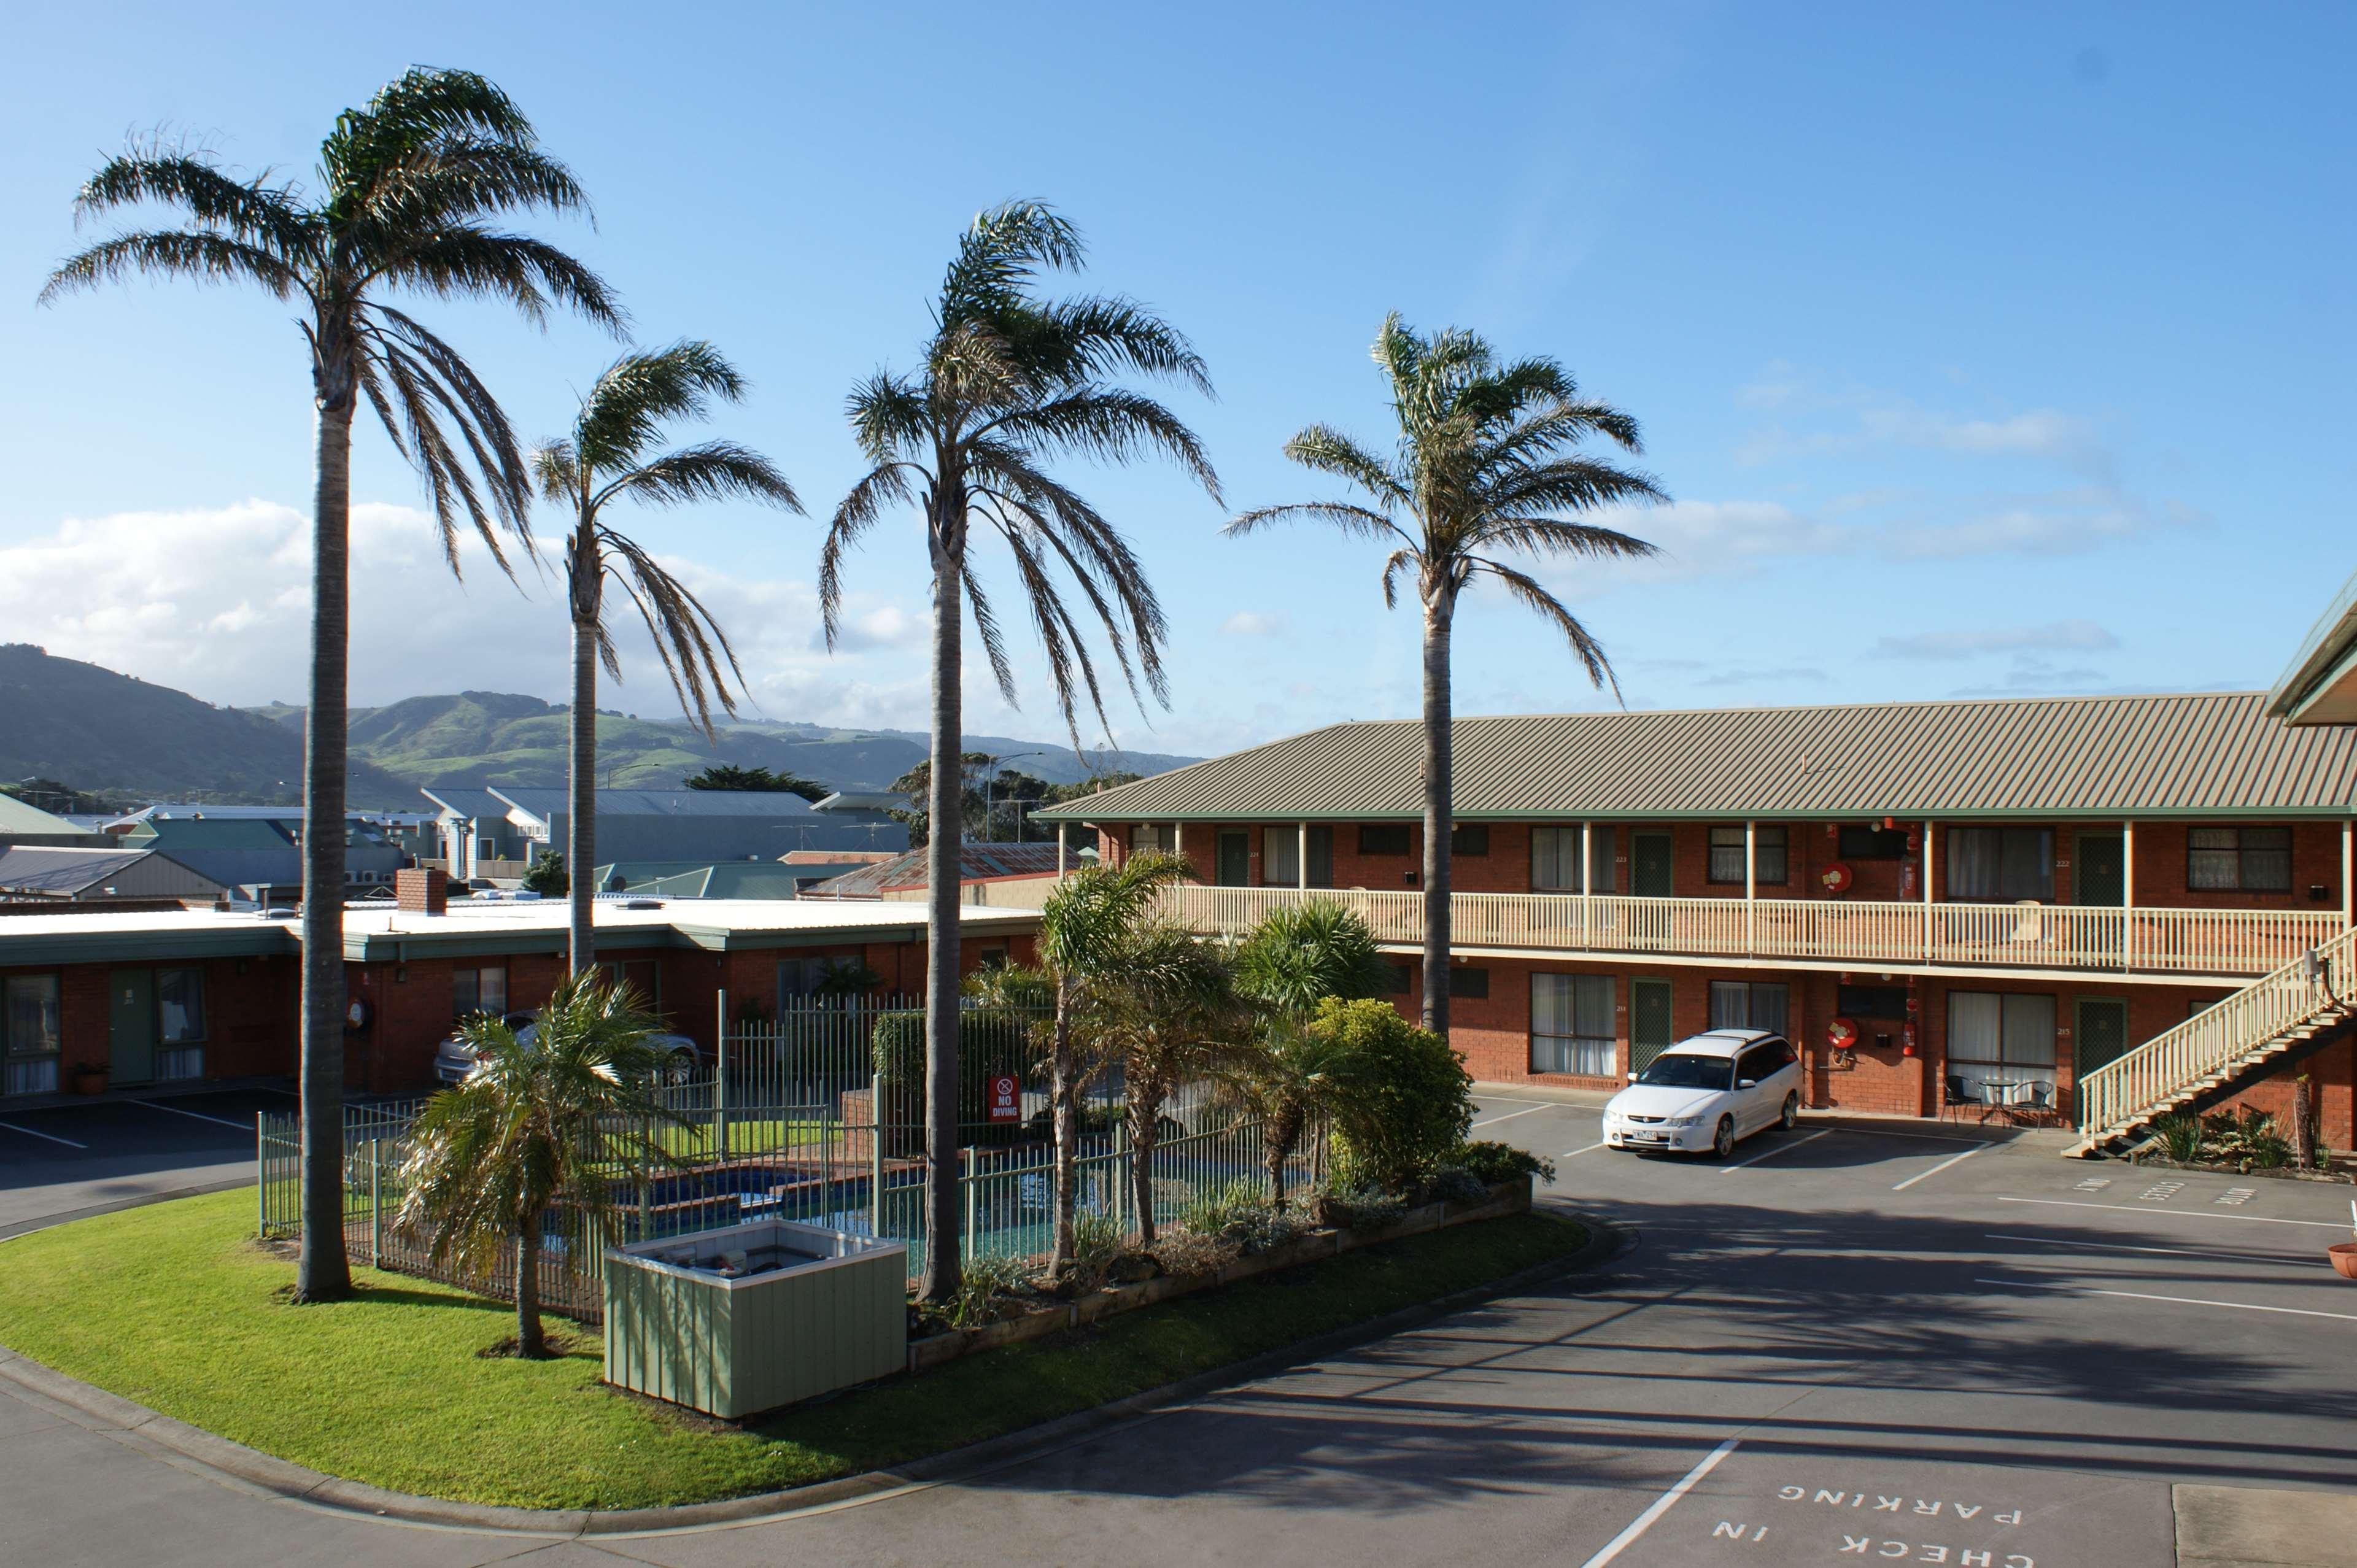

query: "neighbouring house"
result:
(0, 868), (1038, 1100)
(107, 805), (408, 897)
(1031, 689), (2357, 1154)
(420, 787), (910, 883)
(0, 844), (232, 904)
(0, 794), (110, 851)
(798, 841), (1066, 903)
(589, 860), (807, 900)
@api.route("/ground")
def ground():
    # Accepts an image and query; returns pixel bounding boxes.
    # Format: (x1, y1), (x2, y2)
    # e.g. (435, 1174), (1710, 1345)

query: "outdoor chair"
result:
(2015, 1081), (2061, 1127)
(1941, 1073), (1984, 1122)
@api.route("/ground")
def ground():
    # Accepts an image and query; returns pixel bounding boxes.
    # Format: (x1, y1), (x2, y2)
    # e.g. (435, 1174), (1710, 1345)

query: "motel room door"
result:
(1217, 830), (1250, 886)
(2075, 998), (2129, 1116)
(1631, 832), (1674, 898)
(109, 968), (157, 1085)
(1630, 979), (1675, 1078)
(2076, 833), (2126, 906)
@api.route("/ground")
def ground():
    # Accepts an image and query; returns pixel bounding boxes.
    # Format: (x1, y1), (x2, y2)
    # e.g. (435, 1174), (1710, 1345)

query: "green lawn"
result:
(0, 1190), (1585, 1512)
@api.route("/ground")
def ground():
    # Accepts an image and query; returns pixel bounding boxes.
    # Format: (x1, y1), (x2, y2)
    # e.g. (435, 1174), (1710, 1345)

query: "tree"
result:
(395, 974), (683, 1358)
(1094, 924), (1244, 1248)
(1034, 851), (1193, 1273)
(1312, 998), (1474, 1194)
(819, 203), (1218, 1303)
(532, 341), (800, 975)
(887, 754), (993, 848)
(1228, 315), (1664, 1038)
(521, 850), (568, 897)
(681, 763), (829, 801)
(45, 69), (622, 1301)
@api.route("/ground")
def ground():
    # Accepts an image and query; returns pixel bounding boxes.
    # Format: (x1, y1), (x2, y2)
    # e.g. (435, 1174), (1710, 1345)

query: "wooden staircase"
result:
(2069, 926), (2357, 1157)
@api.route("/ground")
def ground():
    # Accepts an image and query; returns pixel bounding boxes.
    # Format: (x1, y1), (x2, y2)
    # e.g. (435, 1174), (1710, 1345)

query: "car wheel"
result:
(1711, 1115), (1736, 1161)
(1779, 1092), (1800, 1132)
(664, 1051), (695, 1086)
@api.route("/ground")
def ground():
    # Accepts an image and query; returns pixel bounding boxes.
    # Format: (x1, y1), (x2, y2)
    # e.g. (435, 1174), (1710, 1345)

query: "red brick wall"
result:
(2127, 822), (2343, 913)
(1, 957), (296, 1087)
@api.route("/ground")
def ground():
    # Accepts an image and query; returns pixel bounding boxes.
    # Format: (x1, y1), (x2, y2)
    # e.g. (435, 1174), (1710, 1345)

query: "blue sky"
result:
(3, 2), (2350, 760)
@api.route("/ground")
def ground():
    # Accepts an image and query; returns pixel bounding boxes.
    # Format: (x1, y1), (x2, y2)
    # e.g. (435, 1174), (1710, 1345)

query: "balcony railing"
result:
(1112, 884), (2344, 978)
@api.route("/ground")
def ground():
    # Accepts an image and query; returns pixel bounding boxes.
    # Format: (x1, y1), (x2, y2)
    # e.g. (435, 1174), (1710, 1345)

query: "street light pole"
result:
(981, 751), (1045, 844)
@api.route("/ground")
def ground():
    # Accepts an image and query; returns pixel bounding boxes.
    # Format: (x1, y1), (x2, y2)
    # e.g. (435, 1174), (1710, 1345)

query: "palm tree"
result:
(43, 69), (621, 1302)
(395, 974), (684, 1358)
(1228, 315), (1665, 1037)
(532, 342), (802, 975)
(1228, 901), (1396, 1208)
(1093, 923), (1245, 1248)
(820, 201), (1219, 1303)
(1035, 852), (1196, 1273)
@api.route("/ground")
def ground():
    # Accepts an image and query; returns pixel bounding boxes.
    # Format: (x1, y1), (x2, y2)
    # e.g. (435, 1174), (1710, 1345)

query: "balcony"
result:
(1132, 885), (2344, 979)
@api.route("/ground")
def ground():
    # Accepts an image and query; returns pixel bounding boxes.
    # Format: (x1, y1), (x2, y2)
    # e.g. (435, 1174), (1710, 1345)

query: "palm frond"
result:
(575, 341), (747, 471)
(1475, 557), (1623, 698)
(819, 463), (920, 647)
(602, 530), (745, 733)
(600, 441), (802, 512)
(68, 147), (316, 255)
(1034, 296), (1214, 396)
(986, 386), (1221, 500)
(1224, 500), (1402, 543)
(39, 230), (300, 305)
(1278, 425), (1411, 508)
(378, 225), (623, 334)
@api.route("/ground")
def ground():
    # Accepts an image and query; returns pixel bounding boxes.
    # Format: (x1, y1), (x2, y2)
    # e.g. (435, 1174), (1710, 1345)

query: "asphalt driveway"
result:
(0, 1084), (293, 1238)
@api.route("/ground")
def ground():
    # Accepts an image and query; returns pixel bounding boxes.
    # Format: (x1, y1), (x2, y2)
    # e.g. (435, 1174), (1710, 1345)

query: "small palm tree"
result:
(821, 201), (1220, 1303)
(43, 69), (621, 1302)
(1093, 923), (1247, 1247)
(1228, 315), (1665, 1037)
(532, 341), (802, 975)
(1228, 902), (1396, 1207)
(396, 975), (685, 1358)
(1035, 852), (1196, 1273)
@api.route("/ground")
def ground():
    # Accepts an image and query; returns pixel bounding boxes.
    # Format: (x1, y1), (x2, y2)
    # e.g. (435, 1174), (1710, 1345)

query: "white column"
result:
(1056, 830), (1068, 882)
(1744, 819), (1757, 954)
(2342, 819), (2351, 927)
(2122, 820), (2137, 970)
(1297, 822), (1309, 890)
(1922, 820), (1935, 960)
(1580, 821), (1594, 947)
(1173, 822), (1184, 862)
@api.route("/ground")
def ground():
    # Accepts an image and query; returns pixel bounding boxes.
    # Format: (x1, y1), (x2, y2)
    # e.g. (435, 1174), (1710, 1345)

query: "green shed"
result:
(603, 1219), (908, 1418)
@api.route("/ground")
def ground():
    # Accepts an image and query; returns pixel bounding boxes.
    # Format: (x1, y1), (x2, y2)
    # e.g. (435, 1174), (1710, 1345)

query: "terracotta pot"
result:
(71, 1070), (109, 1097)
(2329, 1243), (2357, 1281)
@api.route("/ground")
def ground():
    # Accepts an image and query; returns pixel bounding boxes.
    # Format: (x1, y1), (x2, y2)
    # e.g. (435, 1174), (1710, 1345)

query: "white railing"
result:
(1152, 884), (2342, 978)
(2075, 925), (2356, 1141)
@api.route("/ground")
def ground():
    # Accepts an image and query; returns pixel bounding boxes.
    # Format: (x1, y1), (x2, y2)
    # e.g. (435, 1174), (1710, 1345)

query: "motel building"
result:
(1034, 684), (2357, 1156)
(0, 869), (1038, 1101)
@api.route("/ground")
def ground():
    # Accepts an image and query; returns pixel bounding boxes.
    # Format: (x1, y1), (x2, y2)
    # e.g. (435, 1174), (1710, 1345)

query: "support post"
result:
(1744, 819), (1757, 955)
(2342, 819), (2352, 928)
(1057, 830), (1068, 882)
(1173, 822), (1184, 862)
(1922, 820), (1935, 961)
(961, 1146), (977, 1264)
(1581, 821), (1593, 946)
(714, 989), (729, 1159)
(869, 1070), (885, 1238)
(1115, 1114), (1132, 1230)
(1297, 822), (1309, 890)
(2123, 820), (2137, 971)
(369, 1137), (383, 1268)
(255, 1113), (266, 1238)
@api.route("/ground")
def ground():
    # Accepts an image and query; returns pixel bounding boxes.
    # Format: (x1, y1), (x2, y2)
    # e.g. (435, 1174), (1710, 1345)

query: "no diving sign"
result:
(988, 1075), (1021, 1122)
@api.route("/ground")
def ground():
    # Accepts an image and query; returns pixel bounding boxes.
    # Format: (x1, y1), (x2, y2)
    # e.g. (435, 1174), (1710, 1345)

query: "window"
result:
(4, 974), (61, 1097)
(1840, 825), (1911, 860)
(1531, 826), (1617, 892)
(1129, 824), (1174, 855)
(1946, 828), (2053, 902)
(1946, 991), (2057, 1101)
(154, 966), (207, 1082)
(1264, 828), (1300, 886)
(452, 964), (508, 1021)
(1449, 966), (1489, 999)
(1531, 974), (1616, 1076)
(1709, 980), (1788, 1033)
(1708, 825), (1787, 886)
(1358, 825), (1412, 856)
(1386, 963), (1414, 996)
(1736, 1043), (1791, 1085)
(1836, 984), (1910, 1019)
(1450, 824), (1490, 855)
(2188, 827), (2292, 892)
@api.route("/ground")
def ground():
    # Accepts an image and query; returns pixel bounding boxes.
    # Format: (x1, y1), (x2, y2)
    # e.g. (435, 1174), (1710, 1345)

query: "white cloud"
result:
(1873, 620), (2120, 661)
(1547, 498), (1852, 595)
(1218, 611), (1288, 637)
(1879, 489), (2198, 559)
(821, 604), (926, 652)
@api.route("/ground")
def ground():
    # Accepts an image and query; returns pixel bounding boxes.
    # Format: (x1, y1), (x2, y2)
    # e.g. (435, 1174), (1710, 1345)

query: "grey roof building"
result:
(0, 844), (231, 902)
(424, 787), (907, 880)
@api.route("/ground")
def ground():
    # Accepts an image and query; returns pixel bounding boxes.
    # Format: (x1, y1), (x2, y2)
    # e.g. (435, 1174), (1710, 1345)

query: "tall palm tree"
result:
(820, 201), (1219, 1303)
(43, 69), (621, 1302)
(532, 341), (802, 975)
(1035, 852), (1195, 1273)
(396, 974), (684, 1358)
(1228, 316), (1665, 1037)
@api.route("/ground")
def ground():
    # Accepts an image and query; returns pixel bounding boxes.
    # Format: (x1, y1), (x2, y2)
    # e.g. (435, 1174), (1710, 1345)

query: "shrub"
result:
(1064, 1211), (1125, 1291)
(1312, 998), (1475, 1192)
(1175, 1178), (1299, 1255)
(2152, 1113), (2204, 1164)
(1420, 1167), (1492, 1207)
(1317, 1184), (1407, 1232)
(1453, 1139), (1557, 1187)
(1147, 1228), (1235, 1278)
(935, 1251), (1035, 1330)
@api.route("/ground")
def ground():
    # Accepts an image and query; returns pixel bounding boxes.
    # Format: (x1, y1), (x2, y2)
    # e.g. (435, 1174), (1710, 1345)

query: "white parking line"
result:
(1891, 1140), (1993, 1192)
(1977, 1277), (2357, 1323)
(133, 1099), (249, 1130)
(1995, 1196), (2348, 1229)
(1984, 1233), (2324, 1268)
(1718, 1129), (1829, 1174)
(1471, 1103), (1561, 1129)
(0, 1119), (87, 1149)
(1562, 1141), (1608, 1158)
(1576, 1437), (1741, 1567)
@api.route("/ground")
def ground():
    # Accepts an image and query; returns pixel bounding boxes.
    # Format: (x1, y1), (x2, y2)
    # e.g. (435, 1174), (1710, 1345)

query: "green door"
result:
(1217, 830), (1250, 887)
(2076, 833), (2126, 906)
(2075, 998), (2129, 1092)
(1632, 832), (1674, 897)
(1631, 979), (1675, 1076)
(109, 968), (157, 1084)
(1306, 826), (1334, 889)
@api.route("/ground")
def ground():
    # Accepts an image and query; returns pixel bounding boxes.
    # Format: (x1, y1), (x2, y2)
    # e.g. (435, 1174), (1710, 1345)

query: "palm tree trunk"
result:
(1129, 1094), (1161, 1248)
(1049, 986), (1077, 1278)
(295, 382), (355, 1303)
(567, 535), (599, 977)
(1266, 1104), (1301, 1211)
(918, 512), (964, 1304)
(1420, 592), (1455, 1038)
(515, 1223), (546, 1358)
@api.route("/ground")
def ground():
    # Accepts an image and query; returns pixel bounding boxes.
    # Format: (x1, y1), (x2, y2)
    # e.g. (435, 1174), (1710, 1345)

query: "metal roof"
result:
(2269, 566), (2357, 725)
(0, 845), (160, 895)
(800, 841), (1062, 898)
(0, 794), (79, 835)
(490, 787), (821, 822)
(1033, 692), (2357, 824)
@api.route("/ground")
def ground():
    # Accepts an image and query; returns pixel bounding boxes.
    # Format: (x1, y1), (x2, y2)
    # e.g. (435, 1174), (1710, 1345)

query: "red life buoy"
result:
(1819, 862), (1854, 894)
(1828, 1016), (1860, 1049)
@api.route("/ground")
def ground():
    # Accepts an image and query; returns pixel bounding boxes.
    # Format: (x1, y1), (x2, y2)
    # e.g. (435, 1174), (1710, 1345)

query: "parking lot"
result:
(0, 1084), (293, 1238)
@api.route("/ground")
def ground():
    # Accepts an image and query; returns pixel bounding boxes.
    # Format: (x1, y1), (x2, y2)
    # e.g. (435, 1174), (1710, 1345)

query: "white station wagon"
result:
(1603, 1029), (1803, 1159)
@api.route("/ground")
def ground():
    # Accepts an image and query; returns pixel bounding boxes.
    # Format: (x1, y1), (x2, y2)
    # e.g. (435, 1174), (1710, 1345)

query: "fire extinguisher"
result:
(1902, 1020), (1919, 1058)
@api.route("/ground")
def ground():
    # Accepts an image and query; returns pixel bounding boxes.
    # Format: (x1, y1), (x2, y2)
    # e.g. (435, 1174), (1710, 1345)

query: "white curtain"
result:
(1532, 974), (1615, 1076)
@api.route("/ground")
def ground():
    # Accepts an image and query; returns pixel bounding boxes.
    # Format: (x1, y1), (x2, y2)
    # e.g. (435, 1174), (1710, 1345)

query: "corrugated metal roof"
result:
(801, 841), (1064, 898)
(0, 794), (79, 835)
(0, 846), (159, 894)
(490, 787), (821, 822)
(1035, 692), (2357, 823)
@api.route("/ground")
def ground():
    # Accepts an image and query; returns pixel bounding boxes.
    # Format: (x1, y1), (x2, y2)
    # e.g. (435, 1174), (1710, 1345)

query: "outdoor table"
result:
(1976, 1078), (2023, 1125)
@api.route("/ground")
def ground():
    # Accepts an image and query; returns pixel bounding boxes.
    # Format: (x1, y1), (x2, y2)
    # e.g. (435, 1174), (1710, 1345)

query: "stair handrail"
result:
(2075, 923), (2357, 1143)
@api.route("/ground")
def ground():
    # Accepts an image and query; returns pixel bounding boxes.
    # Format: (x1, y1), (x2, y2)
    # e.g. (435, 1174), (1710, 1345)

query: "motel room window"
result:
(1129, 824), (1174, 855)
(451, 964), (508, 1021)
(1264, 828), (1301, 886)
(1946, 827), (2053, 903)
(1451, 824), (1490, 855)
(1359, 825), (1413, 856)
(1947, 991), (2057, 1103)
(155, 967), (207, 1083)
(2187, 827), (2292, 892)
(1838, 825), (1911, 860)
(1450, 966), (1490, 999)
(1836, 984), (1910, 1020)
(1708, 826), (1788, 886)
(3, 973), (62, 1098)
(1531, 974), (1615, 1077)
(1709, 980), (1789, 1034)
(1386, 963), (1415, 996)
(1531, 827), (1617, 892)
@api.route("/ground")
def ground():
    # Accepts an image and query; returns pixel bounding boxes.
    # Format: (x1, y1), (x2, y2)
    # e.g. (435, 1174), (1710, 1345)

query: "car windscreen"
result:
(1636, 1054), (1734, 1091)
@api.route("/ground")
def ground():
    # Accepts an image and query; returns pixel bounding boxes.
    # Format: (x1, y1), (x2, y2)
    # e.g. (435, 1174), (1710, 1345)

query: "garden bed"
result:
(0, 1186), (1587, 1512)
(2125, 1153), (2353, 1184)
